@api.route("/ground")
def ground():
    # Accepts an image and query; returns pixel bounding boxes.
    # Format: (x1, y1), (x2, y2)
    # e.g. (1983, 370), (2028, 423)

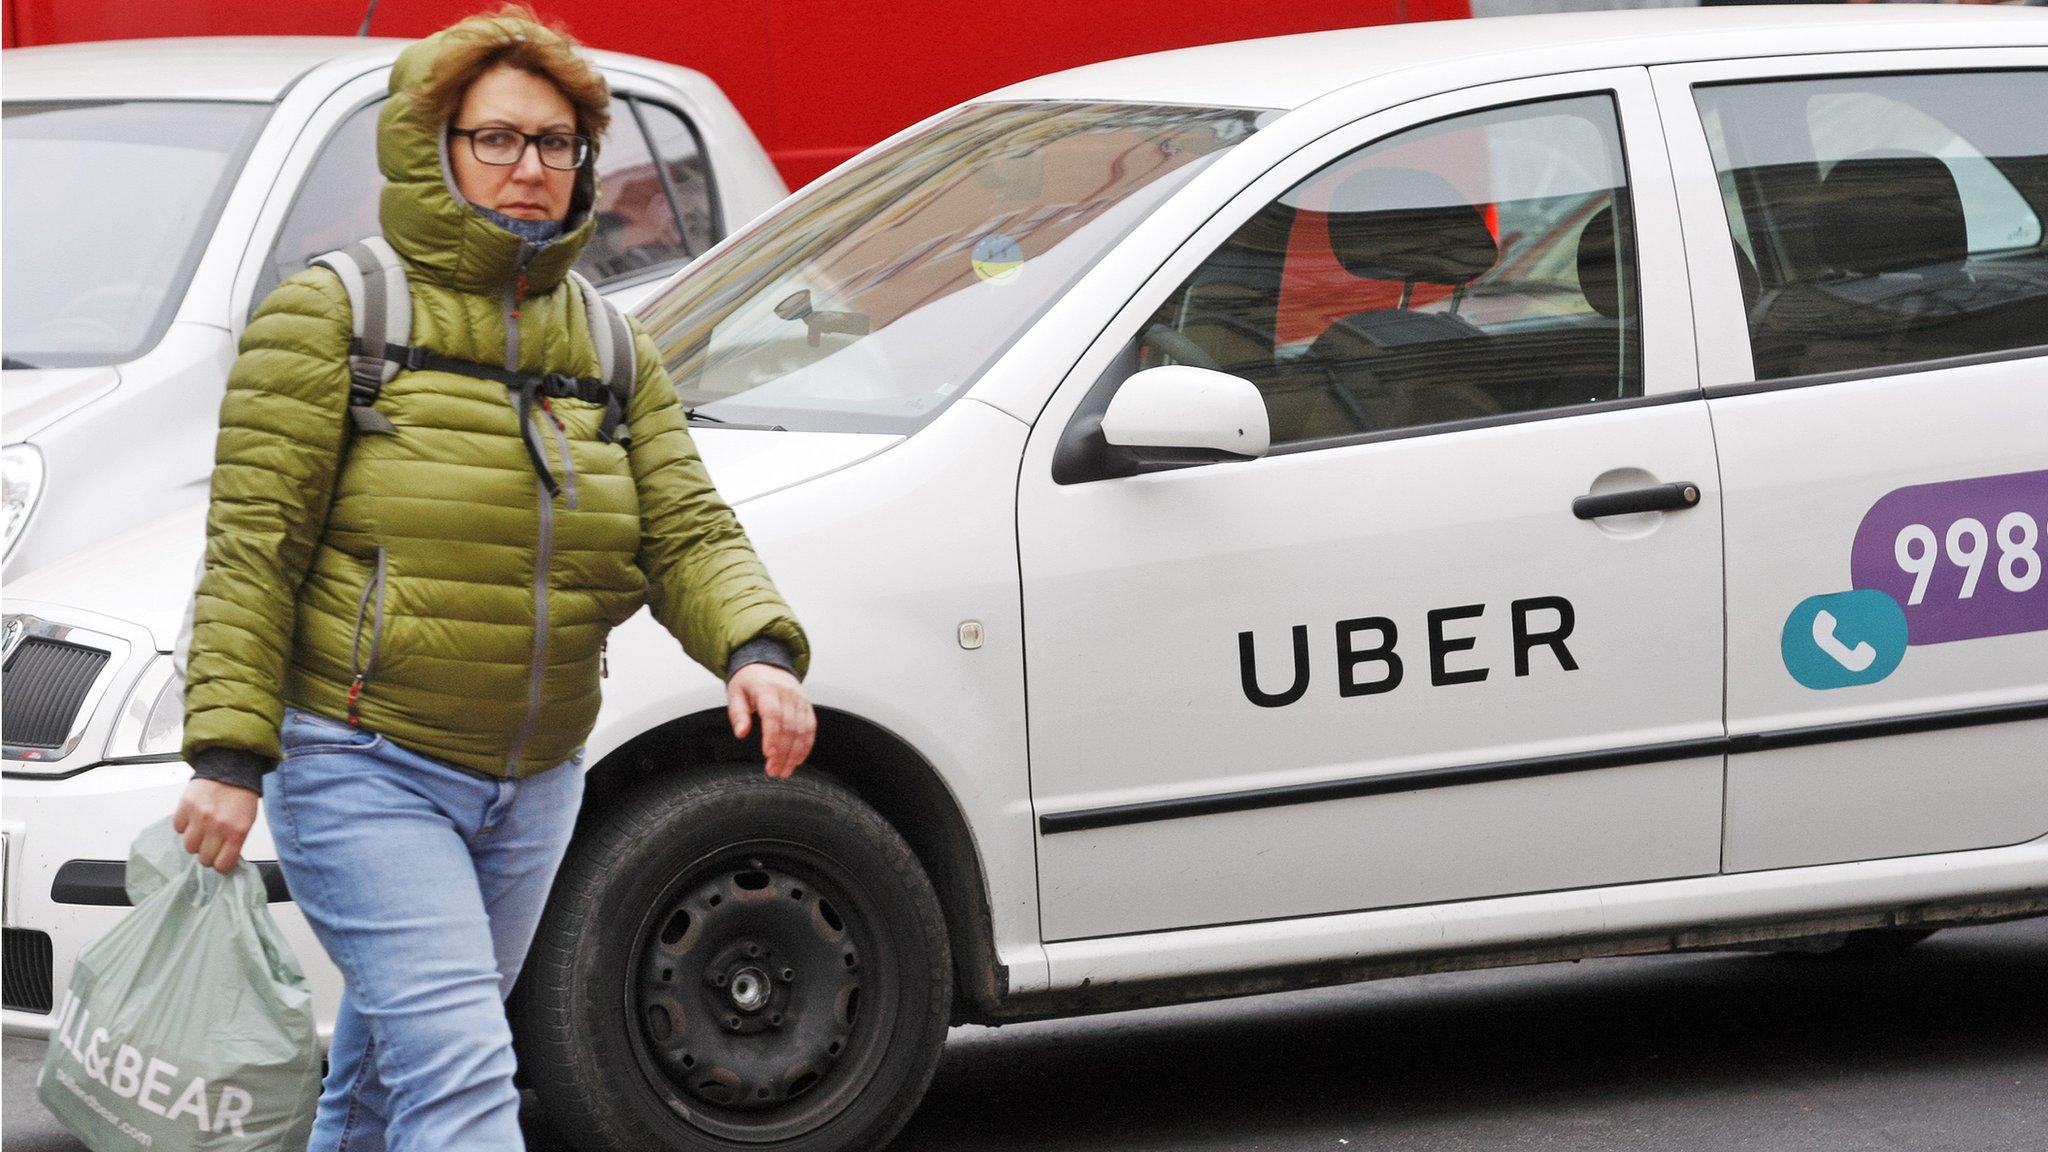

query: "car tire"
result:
(1834, 926), (1940, 955)
(1760, 926), (1942, 959)
(512, 764), (952, 1152)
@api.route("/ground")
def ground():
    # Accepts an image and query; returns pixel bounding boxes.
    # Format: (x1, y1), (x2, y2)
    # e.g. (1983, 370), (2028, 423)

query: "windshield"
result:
(638, 101), (1265, 433)
(2, 100), (270, 369)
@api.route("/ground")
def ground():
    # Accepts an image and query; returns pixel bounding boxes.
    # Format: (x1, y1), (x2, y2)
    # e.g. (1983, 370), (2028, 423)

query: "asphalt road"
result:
(7, 917), (2044, 1150)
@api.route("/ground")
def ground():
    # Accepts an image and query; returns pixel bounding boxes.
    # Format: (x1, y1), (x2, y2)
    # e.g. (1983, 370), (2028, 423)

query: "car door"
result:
(1654, 52), (2048, 874)
(1018, 69), (1727, 943)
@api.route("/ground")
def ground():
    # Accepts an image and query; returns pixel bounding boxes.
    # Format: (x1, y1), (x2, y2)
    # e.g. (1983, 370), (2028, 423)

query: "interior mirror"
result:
(1099, 365), (1271, 470)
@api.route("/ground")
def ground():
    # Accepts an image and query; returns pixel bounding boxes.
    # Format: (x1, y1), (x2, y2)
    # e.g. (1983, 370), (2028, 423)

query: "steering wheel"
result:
(69, 281), (157, 321)
(1140, 323), (1223, 372)
(24, 282), (159, 352)
(22, 313), (126, 351)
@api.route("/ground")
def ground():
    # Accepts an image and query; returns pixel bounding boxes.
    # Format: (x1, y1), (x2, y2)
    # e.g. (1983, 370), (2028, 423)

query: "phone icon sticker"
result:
(1811, 610), (1877, 672)
(1782, 590), (1909, 690)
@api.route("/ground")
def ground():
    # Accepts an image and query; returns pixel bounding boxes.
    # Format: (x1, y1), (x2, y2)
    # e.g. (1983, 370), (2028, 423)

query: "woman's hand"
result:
(727, 663), (816, 779)
(173, 778), (261, 874)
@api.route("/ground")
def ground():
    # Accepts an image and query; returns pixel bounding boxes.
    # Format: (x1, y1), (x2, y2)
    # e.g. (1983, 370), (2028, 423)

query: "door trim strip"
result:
(1038, 698), (2048, 835)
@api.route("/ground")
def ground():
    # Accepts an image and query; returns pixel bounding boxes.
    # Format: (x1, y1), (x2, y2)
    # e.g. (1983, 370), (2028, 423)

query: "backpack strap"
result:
(568, 269), (636, 448)
(307, 245), (634, 455)
(309, 238), (408, 436)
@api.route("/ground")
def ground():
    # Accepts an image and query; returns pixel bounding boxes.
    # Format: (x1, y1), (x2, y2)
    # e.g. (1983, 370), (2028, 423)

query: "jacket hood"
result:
(378, 25), (601, 296)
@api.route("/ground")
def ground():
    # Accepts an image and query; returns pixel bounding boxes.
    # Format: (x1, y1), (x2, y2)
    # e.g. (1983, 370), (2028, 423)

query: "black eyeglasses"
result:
(449, 127), (592, 171)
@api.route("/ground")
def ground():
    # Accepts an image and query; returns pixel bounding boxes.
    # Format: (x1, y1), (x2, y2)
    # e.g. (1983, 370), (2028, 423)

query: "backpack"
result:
(175, 243), (636, 681)
(310, 236), (636, 449)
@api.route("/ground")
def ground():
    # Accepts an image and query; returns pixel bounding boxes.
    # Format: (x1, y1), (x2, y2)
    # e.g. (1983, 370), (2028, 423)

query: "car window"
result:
(633, 98), (718, 259)
(575, 96), (708, 286)
(638, 101), (1265, 435)
(3, 100), (270, 368)
(1701, 109), (1757, 267)
(256, 94), (712, 310)
(255, 99), (384, 311)
(1133, 94), (1640, 448)
(1693, 70), (2048, 380)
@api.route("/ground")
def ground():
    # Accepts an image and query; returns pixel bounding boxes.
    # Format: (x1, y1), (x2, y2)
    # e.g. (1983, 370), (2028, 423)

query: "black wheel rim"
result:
(624, 839), (894, 1142)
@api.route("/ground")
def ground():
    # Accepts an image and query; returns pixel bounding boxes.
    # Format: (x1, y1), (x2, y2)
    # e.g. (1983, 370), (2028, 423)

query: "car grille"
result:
(3, 928), (55, 1013)
(2, 636), (110, 749)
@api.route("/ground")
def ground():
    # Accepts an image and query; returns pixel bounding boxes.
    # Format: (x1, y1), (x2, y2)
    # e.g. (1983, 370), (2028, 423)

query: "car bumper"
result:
(1, 760), (342, 1038)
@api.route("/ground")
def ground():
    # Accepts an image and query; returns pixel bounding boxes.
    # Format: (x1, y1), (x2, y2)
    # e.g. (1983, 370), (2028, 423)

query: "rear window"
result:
(1694, 70), (2048, 380)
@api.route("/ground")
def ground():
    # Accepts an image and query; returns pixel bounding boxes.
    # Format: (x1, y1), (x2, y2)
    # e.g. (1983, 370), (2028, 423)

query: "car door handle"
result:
(1572, 481), (1701, 520)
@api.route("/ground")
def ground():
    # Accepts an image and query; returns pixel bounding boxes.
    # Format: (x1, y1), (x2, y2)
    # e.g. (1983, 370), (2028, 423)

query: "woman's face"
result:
(449, 62), (579, 223)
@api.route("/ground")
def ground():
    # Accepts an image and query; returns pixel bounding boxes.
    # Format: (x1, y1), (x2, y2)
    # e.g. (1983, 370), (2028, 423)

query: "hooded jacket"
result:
(181, 26), (808, 781)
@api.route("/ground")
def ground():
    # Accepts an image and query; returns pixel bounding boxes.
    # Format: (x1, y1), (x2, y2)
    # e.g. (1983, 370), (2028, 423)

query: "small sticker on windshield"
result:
(971, 234), (1024, 284)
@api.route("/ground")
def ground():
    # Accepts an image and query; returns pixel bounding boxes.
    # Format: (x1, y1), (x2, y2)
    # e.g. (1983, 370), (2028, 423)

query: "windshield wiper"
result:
(686, 408), (787, 432)
(3, 356), (44, 370)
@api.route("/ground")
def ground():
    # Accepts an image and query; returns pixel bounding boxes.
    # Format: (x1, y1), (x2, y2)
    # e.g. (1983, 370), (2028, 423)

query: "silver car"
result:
(1, 35), (788, 580)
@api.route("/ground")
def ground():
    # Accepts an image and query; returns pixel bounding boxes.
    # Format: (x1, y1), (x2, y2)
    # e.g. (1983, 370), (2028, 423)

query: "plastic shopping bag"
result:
(38, 817), (320, 1151)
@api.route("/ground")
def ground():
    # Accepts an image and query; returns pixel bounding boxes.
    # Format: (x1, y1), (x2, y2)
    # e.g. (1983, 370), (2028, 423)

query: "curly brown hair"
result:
(414, 4), (611, 141)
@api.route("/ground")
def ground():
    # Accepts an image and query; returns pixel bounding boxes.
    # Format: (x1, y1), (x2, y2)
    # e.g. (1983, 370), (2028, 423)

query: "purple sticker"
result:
(1850, 469), (2048, 645)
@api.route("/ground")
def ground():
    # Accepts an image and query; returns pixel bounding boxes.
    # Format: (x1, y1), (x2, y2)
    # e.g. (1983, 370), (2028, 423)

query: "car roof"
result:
(987, 6), (2048, 112)
(1, 36), (411, 102)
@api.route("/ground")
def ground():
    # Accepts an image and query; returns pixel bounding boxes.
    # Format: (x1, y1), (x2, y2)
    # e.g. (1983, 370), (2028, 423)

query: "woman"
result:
(170, 7), (815, 1148)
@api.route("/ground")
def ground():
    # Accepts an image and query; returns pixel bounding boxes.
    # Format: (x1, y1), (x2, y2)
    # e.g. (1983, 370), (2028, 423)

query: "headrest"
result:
(1326, 167), (1498, 285)
(1816, 152), (1966, 274)
(1577, 205), (1619, 319)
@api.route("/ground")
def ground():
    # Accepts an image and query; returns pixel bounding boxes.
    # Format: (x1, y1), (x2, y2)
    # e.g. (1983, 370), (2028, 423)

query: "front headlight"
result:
(2, 443), (46, 560)
(104, 654), (184, 762)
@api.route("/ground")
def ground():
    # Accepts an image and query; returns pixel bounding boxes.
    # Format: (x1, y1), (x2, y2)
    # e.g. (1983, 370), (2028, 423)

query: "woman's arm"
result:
(623, 320), (810, 679)
(623, 321), (813, 775)
(180, 268), (353, 786)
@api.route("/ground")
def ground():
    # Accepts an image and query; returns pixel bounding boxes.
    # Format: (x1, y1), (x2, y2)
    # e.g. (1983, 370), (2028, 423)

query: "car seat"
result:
(1293, 167), (1504, 438)
(1747, 150), (2019, 377)
(1551, 202), (1639, 407)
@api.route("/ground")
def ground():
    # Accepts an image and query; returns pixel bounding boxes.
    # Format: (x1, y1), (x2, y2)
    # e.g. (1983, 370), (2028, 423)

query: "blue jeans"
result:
(264, 706), (585, 1152)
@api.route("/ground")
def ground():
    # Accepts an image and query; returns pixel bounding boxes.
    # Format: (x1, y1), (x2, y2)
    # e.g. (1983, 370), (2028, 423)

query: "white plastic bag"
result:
(38, 817), (320, 1150)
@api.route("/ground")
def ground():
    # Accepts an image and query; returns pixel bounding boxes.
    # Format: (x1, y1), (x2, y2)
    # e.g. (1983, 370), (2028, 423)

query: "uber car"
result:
(6, 8), (2046, 1151)
(0, 36), (788, 580)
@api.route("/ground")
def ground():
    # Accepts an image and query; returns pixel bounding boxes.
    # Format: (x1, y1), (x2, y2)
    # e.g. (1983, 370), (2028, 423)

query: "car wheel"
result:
(513, 765), (952, 1151)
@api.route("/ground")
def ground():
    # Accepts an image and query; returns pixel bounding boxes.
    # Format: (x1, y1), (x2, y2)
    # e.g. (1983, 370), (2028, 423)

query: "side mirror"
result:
(1099, 365), (1271, 471)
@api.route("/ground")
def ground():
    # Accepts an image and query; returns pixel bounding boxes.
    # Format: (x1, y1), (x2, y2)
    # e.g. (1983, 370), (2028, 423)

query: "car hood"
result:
(689, 427), (901, 507)
(3, 501), (208, 651)
(2, 364), (122, 441)
(3, 428), (899, 647)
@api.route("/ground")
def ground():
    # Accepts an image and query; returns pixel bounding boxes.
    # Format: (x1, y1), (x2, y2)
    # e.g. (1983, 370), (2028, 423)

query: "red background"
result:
(3, 0), (1470, 187)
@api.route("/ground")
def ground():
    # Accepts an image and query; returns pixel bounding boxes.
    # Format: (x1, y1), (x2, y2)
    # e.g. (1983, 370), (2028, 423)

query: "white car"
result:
(0, 35), (788, 581)
(6, 8), (2047, 1151)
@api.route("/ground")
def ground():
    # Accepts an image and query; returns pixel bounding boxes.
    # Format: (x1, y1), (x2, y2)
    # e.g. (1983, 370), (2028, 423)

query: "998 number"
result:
(1894, 512), (2044, 605)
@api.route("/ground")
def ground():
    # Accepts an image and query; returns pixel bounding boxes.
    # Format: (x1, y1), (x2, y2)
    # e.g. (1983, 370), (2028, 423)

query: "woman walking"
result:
(170, 7), (814, 1149)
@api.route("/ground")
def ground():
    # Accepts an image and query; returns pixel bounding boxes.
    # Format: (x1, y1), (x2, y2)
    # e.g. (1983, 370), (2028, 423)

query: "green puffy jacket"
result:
(181, 27), (808, 781)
